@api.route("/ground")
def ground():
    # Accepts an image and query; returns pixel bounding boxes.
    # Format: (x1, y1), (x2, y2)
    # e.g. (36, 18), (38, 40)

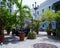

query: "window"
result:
(7, 9), (9, 11)
(10, 9), (12, 13)
(37, 11), (39, 14)
(42, 9), (44, 13)
(43, 24), (44, 27)
(0, 2), (2, 4)
(7, 3), (9, 6)
(49, 6), (50, 9)
(33, 13), (35, 16)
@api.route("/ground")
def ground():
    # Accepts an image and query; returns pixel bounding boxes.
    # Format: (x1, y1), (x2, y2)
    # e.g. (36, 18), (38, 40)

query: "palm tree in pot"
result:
(14, 0), (31, 41)
(41, 9), (56, 35)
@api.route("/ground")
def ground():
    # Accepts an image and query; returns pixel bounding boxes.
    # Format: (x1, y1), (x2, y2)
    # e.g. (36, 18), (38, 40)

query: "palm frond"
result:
(23, 5), (30, 11)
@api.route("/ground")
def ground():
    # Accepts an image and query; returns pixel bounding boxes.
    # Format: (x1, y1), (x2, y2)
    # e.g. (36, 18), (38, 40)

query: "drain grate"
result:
(33, 43), (58, 48)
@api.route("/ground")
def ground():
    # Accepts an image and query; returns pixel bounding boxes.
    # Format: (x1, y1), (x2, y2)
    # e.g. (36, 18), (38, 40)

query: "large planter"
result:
(46, 30), (52, 35)
(19, 33), (25, 41)
(0, 35), (4, 42)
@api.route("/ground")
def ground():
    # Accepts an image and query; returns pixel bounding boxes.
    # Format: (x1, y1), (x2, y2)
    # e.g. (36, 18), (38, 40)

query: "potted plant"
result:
(27, 32), (36, 39)
(0, 27), (4, 42)
(46, 25), (52, 35)
(40, 9), (56, 35)
(52, 28), (56, 36)
(14, 0), (32, 41)
(35, 22), (40, 34)
(31, 22), (40, 34)
(19, 32), (25, 41)
(5, 25), (12, 35)
(17, 26), (25, 41)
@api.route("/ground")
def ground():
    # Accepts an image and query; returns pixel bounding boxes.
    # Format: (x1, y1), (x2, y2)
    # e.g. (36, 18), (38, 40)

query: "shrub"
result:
(27, 32), (36, 39)
(52, 28), (56, 36)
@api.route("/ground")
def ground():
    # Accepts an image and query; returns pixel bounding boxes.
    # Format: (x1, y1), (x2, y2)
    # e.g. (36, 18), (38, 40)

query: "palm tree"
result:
(0, 0), (16, 34)
(14, 0), (32, 27)
(0, 6), (9, 35)
(41, 9), (56, 29)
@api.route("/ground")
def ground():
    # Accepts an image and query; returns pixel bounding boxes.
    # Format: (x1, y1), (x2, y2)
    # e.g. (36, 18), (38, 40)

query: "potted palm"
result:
(40, 9), (56, 35)
(0, 7), (8, 42)
(17, 26), (25, 41)
(46, 25), (52, 35)
(0, 26), (4, 42)
(18, 31), (25, 41)
(14, 0), (31, 41)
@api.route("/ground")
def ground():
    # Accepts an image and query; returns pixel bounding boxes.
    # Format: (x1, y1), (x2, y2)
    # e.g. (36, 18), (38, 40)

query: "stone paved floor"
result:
(0, 32), (60, 48)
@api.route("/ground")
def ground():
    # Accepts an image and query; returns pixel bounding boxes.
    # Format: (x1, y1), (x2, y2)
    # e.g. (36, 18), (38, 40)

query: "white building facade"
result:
(38, 0), (60, 14)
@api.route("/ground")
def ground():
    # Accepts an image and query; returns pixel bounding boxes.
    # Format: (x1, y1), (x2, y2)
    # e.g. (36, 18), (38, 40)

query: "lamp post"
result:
(32, 2), (39, 18)
(32, 2), (39, 34)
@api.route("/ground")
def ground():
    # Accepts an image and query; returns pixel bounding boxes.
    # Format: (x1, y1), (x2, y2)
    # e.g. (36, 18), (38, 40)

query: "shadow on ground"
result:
(47, 36), (60, 43)
(37, 33), (60, 43)
(1, 36), (20, 45)
(37, 33), (47, 37)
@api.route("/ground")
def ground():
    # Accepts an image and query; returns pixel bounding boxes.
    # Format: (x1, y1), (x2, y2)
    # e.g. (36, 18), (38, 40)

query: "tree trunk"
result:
(49, 22), (52, 30)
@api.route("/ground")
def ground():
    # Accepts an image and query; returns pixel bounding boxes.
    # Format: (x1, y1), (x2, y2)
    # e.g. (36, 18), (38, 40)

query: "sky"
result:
(22, 0), (46, 9)
(14, 0), (46, 10)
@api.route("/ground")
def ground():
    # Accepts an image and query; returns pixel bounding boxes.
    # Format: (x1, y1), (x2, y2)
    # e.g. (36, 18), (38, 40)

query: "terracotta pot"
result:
(0, 35), (4, 42)
(19, 33), (25, 41)
(7, 30), (11, 35)
(46, 30), (52, 35)
(35, 30), (39, 34)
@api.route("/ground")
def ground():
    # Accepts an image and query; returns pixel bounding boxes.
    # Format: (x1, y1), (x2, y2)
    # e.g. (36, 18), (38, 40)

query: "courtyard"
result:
(0, 0), (60, 48)
(0, 32), (60, 48)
